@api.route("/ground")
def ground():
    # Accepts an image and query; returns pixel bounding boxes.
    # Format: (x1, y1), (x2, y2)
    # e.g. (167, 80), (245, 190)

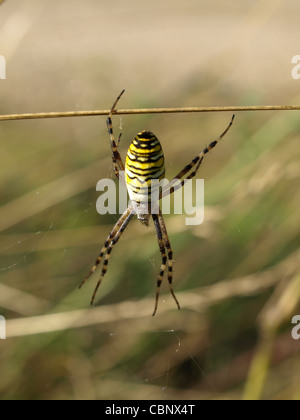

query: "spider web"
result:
(1, 104), (299, 400)
(1, 0), (300, 401)
(0, 194), (222, 399)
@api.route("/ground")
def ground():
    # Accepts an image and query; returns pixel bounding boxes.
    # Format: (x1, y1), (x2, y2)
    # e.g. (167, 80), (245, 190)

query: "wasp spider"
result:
(80, 91), (235, 316)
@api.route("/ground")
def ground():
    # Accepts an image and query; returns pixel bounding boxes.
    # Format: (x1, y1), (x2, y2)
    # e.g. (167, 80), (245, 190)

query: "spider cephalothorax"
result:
(80, 90), (234, 316)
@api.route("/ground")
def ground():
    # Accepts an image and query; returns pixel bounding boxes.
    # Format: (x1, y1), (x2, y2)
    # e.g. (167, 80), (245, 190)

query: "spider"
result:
(80, 90), (235, 316)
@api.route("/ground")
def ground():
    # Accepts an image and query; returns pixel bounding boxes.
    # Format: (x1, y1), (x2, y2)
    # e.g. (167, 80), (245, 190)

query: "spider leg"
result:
(161, 115), (235, 197)
(152, 210), (181, 316)
(106, 90), (126, 178)
(162, 157), (204, 198)
(90, 207), (135, 305)
(79, 206), (132, 289)
(152, 213), (167, 316)
(110, 89), (126, 113)
(158, 210), (181, 313)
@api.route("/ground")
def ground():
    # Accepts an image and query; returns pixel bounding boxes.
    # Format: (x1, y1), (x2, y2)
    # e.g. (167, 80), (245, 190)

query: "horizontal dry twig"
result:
(1, 105), (300, 122)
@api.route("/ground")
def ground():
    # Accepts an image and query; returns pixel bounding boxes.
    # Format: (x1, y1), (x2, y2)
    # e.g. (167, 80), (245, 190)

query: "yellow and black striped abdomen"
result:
(125, 131), (165, 203)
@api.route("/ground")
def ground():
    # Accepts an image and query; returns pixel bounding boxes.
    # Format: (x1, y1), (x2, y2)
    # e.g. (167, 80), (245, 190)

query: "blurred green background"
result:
(0, 0), (299, 400)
